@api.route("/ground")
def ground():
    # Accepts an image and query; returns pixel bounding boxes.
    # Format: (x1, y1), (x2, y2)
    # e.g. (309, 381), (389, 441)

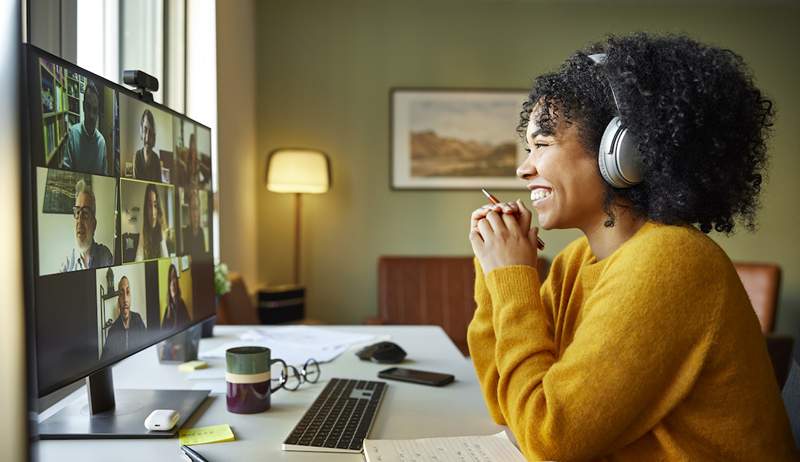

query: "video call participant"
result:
(61, 80), (107, 174)
(182, 188), (207, 256)
(162, 264), (190, 329)
(133, 109), (162, 182)
(101, 276), (146, 360)
(135, 183), (169, 260)
(60, 179), (113, 272)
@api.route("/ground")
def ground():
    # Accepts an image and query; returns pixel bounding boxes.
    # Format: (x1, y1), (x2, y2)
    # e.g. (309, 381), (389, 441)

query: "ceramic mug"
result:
(225, 346), (287, 414)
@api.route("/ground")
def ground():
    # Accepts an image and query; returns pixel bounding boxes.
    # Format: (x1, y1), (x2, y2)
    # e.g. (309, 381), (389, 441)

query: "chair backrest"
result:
(782, 358), (800, 451)
(377, 256), (549, 356)
(216, 272), (260, 325)
(767, 335), (795, 390)
(734, 262), (781, 333)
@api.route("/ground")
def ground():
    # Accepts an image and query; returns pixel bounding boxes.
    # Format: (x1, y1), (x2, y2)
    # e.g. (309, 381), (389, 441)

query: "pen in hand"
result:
(481, 188), (545, 250)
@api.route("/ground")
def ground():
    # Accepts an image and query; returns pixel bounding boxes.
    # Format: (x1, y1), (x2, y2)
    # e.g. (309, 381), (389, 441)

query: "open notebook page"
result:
(363, 431), (526, 462)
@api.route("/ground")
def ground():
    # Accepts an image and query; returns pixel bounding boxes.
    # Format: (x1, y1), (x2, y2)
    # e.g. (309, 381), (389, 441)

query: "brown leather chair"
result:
(216, 272), (260, 325)
(372, 256), (549, 356)
(734, 262), (782, 333)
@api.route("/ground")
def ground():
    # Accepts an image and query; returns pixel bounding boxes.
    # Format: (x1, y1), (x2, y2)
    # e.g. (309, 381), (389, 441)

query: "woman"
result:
(162, 263), (190, 329)
(135, 183), (169, 260)
(467, 33), (797, 460)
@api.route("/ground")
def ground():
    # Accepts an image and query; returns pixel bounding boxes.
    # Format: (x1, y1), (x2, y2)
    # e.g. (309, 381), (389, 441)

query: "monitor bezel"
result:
(22, 43), (216, 398)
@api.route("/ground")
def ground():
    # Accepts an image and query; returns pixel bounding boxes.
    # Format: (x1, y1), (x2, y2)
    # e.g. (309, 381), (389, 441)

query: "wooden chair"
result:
(216, 272), (259, 325)
(371, 256), (549, 356)
(734, 262), (782, 333)
(766, 334), (795, 390)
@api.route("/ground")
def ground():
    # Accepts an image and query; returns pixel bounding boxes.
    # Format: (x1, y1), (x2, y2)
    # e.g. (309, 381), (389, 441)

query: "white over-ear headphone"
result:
(588, 53), (644, 188)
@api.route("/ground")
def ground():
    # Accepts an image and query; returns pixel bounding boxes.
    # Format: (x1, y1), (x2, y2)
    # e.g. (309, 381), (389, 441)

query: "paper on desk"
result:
(200, 341), (350, 365)
(179, 424), (235, 445)
(238, 325), (376, 348)
(362, 431), (526, 462)
(199, 326), (377, 366)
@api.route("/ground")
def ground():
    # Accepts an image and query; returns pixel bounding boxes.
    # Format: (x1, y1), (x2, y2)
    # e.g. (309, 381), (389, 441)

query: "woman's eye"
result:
(533, 143), (548, 149)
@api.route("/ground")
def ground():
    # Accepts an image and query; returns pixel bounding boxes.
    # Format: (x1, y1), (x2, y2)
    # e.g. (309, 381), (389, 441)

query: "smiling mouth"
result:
(530, 189), (552, 205)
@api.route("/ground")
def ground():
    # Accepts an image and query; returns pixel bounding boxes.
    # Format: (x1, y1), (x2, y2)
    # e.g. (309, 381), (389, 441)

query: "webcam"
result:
(122, 70), (159, 102)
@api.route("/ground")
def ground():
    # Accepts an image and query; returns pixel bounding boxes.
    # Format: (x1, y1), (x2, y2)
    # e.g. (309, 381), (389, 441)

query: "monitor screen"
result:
(25, 46), (216, 397)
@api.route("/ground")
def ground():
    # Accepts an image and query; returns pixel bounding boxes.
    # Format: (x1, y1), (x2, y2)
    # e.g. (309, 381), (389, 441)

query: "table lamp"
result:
(265, 148), (331, 285)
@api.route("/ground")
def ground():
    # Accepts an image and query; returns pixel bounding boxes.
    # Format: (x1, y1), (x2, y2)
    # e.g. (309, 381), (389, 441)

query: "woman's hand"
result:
(469, 199), (539, 274)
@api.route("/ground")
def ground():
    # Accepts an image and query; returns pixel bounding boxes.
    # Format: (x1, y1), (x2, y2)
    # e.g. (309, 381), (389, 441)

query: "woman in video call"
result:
(467, 33), (797, 460)
(135, 183), (169, 260)
(161, 264), (190, 329)
(134, 109), (162, 182)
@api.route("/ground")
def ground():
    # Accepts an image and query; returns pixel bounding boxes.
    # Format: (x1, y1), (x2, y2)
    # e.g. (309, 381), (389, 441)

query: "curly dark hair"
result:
(518, 32), (774, 233)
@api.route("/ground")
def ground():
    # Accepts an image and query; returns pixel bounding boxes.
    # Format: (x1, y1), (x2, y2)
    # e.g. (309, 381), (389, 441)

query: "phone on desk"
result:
(378, 367), (455, 387)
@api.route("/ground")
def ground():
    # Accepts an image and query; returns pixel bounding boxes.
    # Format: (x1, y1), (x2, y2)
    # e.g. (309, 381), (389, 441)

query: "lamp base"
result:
(257, 285), (305, 324)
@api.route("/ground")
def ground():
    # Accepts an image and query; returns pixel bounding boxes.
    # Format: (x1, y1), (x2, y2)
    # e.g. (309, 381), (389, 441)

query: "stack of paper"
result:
(198, 326), (378, 366)
(363, 432), (526, 462)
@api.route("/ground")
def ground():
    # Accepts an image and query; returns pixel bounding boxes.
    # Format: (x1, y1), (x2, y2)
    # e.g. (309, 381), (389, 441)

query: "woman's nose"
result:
(516, 153), (537, 180)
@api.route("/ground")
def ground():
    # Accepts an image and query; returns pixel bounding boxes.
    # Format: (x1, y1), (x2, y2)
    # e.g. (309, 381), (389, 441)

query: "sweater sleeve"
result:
(466, 258), (506, 425)
(486, 250), (722, 461)
(468, 258), (557, 426)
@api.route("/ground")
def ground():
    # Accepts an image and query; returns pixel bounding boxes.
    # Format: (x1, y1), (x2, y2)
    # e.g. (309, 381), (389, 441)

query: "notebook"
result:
(362, 431), (526, 462)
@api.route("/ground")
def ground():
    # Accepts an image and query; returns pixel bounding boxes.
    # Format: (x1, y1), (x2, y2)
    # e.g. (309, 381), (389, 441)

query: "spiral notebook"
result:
(362, 431), (526, 462)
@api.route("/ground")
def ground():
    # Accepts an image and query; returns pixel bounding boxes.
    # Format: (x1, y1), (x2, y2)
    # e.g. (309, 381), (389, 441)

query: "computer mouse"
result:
(356, 341), (407, 364)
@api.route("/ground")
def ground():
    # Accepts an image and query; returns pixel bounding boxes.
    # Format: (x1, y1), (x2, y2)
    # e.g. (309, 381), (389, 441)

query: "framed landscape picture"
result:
(391, 88), (529, 190)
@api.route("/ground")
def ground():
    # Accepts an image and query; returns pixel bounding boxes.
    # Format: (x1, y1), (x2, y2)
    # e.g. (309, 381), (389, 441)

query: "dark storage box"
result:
(257, 285), (305, 324)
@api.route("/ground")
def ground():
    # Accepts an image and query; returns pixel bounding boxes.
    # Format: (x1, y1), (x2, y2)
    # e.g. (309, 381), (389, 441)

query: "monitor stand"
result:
(38, 367), (210, 439)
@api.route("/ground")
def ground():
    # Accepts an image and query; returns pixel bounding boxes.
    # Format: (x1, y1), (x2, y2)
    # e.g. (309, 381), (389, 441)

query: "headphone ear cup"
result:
(598, 117), (643, 188)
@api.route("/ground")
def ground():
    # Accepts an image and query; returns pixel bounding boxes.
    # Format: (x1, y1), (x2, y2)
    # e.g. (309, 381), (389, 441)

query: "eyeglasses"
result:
(72, 205), (95, 221)
(271, 358), (321, 392)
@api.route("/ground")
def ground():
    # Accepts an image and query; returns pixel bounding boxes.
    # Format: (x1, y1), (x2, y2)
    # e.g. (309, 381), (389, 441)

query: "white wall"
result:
(1, 0), (28, 458)
(216, 0), (258, 287)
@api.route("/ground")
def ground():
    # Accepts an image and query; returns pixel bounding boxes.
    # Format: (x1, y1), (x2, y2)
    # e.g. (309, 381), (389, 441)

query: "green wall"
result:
(253, 1), (800, 338)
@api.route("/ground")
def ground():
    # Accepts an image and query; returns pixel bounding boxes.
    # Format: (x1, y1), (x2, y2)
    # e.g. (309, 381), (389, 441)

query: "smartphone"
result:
(378, 367), (455, 387)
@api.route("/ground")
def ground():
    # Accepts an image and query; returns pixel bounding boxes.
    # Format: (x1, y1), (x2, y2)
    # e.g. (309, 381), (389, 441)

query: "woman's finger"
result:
(469, 228), (484, 251)
(501, 210), (523, 237)
(470, 205), (499, 229)
(477, 216), (494, 241)
(516, 199), (532, 233)
(484, 211), (508, 236)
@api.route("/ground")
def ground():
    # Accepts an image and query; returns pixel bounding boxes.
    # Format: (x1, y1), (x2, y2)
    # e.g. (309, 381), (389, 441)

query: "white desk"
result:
(36, 325), (504, 461)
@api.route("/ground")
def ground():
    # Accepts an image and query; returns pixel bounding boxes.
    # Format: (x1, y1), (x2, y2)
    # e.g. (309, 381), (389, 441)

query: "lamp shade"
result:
(265, 149), (331, 194)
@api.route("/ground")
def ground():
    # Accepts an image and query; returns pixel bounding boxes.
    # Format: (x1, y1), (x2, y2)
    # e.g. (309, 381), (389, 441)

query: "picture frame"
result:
(390, 87), (529, 190)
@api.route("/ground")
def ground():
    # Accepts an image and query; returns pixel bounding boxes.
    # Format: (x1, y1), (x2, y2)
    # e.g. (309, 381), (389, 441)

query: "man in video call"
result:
(61, 179), (113, 272)
(61, 80), (107, 175)
(183, 188), (208, 256)
(133, 109), (162, 181)
(101, 276), (146, 360)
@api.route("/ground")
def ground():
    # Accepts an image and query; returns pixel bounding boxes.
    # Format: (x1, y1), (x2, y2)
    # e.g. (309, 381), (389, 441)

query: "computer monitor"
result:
(21, 44), (216, 439)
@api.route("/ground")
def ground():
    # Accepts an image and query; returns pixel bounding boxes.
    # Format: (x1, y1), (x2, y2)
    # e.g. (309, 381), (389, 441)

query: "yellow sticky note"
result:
(178, 360), (208, 372)
(179, 424), (235, 445)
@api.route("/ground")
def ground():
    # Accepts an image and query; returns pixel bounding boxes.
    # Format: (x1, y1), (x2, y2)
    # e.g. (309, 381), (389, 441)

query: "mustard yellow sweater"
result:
(467, 222), (797, 461)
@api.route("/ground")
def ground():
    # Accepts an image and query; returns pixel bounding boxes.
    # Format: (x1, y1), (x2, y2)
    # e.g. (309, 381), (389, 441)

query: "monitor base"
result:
(38, 389), (210, 439)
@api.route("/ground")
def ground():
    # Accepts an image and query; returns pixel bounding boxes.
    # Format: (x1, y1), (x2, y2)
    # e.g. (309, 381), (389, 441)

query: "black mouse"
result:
(356, 341), (407, 364)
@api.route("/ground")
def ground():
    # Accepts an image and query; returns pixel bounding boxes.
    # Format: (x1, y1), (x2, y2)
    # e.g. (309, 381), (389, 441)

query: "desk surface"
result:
(36, 325), (504, 461)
